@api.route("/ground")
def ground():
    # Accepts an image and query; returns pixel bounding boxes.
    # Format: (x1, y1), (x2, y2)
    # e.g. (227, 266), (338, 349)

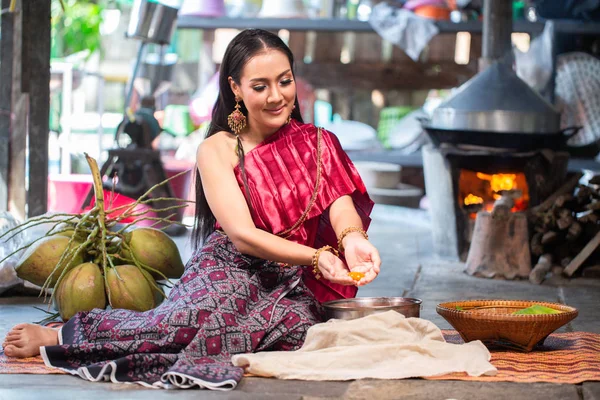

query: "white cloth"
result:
(232, 311), (497, 381)
(369, 4), (439, 61)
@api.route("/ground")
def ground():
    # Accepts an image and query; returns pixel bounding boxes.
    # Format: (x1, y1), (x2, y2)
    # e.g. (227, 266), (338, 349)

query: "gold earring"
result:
(228, 98), (247, 135)
(286, 104), (296, 124)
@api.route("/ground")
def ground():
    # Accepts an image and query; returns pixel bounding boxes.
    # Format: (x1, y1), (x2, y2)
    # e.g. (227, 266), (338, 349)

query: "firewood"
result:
(567, 222), (582, 241)
(541, 231), (559, 245)
(583, 223), (600, 238)
(554, 194), (574, 208)
(551, 265), (565, 277)
(556, 208), (571, 219)
(576, 185), (592, 203)
(491, 196), (514, 218)
(542, 213), (556, 230)
(530, 232), (544, 256)
(555, 243), (572, 261)
(529, 173), (583, 216)
(564, 231), (600, 277)
(577, 211), (598, 224)
(585, 201), (600, 211)
(589, 175), (600, 185)
(588, 186), (600, 199)
(561, 257), (572, 268)
(557, 215), (574, 230)
(582, 265), (600, 279)
(529, 254), (553, 284)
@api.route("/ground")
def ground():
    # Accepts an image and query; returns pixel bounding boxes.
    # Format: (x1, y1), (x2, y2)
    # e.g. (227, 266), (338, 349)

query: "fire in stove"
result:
(459, 170), (529, 217)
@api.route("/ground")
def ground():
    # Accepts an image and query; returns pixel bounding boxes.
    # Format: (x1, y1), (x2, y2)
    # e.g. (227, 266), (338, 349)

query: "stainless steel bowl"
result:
(323, 297), (422, 321)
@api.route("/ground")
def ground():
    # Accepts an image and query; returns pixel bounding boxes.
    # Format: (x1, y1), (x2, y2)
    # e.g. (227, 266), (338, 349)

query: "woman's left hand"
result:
(342, 237), (381, 286)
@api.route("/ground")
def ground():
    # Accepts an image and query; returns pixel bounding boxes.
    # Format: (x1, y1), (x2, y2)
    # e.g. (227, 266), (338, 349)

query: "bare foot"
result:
(2, 323), (59, 358)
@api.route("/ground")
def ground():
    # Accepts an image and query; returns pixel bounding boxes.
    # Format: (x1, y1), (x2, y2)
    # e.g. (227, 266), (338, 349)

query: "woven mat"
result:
(428, 330), (600, 384)
(0, 322), (66, 375)
(1, 329), (599, 383)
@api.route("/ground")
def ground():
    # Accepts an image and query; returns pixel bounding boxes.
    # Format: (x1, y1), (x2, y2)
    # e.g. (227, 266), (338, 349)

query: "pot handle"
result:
(562, 126), (581, 139)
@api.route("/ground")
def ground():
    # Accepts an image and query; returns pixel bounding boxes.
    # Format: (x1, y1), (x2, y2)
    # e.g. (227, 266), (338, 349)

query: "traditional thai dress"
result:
(40, 120), (374, 390)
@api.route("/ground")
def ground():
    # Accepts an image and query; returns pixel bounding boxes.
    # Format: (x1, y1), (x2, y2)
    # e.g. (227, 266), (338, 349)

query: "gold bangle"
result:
(337, 226), (368, 254)
(311, 245), (338, 280)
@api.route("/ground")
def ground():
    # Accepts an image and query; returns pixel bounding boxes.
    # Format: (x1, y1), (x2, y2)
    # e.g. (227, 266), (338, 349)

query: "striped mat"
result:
(1, 330), (599, 383)
(429, 330), (600, 384)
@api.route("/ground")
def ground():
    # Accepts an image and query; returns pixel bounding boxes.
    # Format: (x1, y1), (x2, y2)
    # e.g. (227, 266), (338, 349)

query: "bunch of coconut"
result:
(0, 154), (188, 321)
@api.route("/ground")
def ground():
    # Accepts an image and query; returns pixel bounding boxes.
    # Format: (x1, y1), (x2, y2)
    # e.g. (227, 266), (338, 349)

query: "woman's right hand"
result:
(317, 251), (355, 286)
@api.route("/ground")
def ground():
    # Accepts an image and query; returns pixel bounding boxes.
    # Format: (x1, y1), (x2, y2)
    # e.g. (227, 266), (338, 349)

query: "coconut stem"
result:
(117, 203), (188, 221)
(107, 169), (192, 217)
(0, 215), (79, 242)
(0, 213), (82, 241)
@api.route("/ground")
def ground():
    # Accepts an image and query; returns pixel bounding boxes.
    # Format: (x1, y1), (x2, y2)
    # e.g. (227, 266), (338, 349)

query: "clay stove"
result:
(422, 1), (571, 262)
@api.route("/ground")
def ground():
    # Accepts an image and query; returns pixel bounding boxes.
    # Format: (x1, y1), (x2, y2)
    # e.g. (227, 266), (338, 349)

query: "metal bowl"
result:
(323, 297), (422, 321)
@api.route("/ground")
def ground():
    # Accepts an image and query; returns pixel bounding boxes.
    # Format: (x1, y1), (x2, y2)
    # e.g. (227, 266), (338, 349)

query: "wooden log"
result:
(589, 175), (600, 185)
(528, 173), (583, 216)
(557, 215), (574, 230)
(582, 265), (600, 279)
(530, 232), (544, 256)
(551, 265), (565, 277)
(578, 211), (598, 224)
(465, 211), (531, 280)
(554, 194), (574, 208)
(564, 231), (600, 277)
(541, 231), (559, 245)
(491, 196), (514, 218)
(576, 185), (592, 203)
(567, 222), (582, 241)
(585, 201), (600, 211)
(529, 254), (553, 284)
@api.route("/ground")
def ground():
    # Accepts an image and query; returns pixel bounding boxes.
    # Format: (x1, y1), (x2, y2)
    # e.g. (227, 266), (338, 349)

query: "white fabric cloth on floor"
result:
(231, 310), (497, 381)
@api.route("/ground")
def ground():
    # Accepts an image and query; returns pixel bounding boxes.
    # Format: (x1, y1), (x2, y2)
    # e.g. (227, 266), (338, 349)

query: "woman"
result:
(2, 29), (380, 390)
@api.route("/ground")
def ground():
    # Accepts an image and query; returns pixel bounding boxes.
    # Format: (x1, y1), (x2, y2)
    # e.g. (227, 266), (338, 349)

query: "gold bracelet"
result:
(311, 245), (339, 280)
(337, 226), (368, 254)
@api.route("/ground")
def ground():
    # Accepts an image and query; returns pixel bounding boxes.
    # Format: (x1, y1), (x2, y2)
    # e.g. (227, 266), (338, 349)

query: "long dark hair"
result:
(192, 29), (304, 249)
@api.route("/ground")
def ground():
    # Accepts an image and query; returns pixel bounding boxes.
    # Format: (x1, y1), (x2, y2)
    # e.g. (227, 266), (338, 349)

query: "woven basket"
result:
(436, 300), (578, 352)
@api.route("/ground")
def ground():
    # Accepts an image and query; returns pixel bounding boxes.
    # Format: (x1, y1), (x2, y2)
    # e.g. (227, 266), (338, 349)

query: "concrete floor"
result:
(1, 204), (600, 399)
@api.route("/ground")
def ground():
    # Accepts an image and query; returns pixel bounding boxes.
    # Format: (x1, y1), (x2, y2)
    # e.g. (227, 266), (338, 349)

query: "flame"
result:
(464, 193), (484, 205)
(476, 172), (517, 193)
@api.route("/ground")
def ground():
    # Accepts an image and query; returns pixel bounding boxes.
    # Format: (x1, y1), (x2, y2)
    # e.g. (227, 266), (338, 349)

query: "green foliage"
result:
(51, 0), (104, 59)
(512, 305), (562, 315)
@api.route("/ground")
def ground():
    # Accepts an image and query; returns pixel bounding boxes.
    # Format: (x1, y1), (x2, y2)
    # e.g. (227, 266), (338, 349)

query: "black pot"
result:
(423, 125), (580, 151)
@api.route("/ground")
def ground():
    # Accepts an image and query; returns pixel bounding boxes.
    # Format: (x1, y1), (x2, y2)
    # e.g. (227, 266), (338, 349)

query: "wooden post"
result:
(23, 0), (51, 217)
(11, 0), (27, 220)
(0, 0), (14, 211)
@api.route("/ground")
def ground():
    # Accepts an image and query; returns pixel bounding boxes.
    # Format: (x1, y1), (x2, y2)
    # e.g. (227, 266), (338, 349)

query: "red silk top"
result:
(228, 120), (374, 303)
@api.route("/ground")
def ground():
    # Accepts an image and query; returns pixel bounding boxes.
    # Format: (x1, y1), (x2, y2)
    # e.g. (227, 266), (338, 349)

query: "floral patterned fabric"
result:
(41, 232), (323, 390)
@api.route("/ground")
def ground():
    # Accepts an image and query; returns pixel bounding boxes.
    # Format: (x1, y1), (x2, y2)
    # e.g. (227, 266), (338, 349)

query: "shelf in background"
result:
(177, 16), (600, 35)
(347, 149), (600, 172)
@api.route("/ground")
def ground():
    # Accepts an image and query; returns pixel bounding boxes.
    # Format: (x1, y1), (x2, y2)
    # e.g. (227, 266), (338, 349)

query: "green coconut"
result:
(54, 263), (107, 321)
(15, 235), (85, 287)
(123, 227), (184, 279)
(105, 264), (161, 312)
